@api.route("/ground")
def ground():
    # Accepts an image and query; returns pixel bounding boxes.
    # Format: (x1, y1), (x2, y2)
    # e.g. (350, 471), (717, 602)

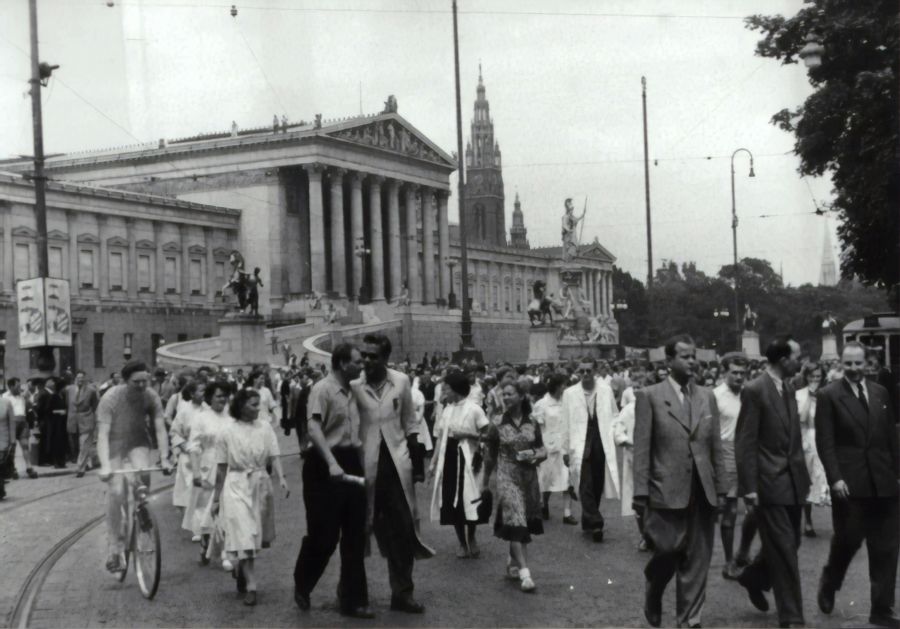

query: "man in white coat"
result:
(560, 357), (621, 542)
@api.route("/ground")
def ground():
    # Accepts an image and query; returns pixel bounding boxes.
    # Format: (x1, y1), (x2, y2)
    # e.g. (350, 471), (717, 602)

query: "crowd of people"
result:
(0, 334), (896, 627)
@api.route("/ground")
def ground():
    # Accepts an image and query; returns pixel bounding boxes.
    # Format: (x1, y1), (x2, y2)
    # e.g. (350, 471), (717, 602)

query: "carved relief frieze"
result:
(330, 120), (445, 165)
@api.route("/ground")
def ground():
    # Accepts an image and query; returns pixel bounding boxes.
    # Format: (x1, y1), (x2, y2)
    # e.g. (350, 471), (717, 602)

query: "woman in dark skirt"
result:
(429, 371), (491, 557)
(483, 380), (546, 593)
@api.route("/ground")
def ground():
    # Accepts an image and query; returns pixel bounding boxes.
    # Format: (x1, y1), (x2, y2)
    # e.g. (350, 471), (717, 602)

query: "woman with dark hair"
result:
(184, 380), (229, 560)
(247, 370), (278, 427)
(796, 361), (829, 536)
(213, 387), (289, 606)
(169, 381), (205, 514)
(428, 371), (490, 558)
(482, 380), (546, 593)
(534, 373), (572, 523)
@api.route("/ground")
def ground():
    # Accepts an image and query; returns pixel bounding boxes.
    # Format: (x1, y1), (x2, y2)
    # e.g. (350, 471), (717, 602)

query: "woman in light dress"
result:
(169, 382), (205, 513)
(482, 380), (546, 593)
(213, 388), (289, 606)
(182, 381), (229, 563)
(248, 371), (278, 426)
(533, 373), (574, 524)
(796, 362), (830, 536)
(429, 371), (490, 558)
(612, 371), (649, 549)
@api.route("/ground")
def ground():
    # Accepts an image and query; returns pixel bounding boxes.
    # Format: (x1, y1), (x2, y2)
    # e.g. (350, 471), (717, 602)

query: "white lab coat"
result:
(559, 380), (621, 500)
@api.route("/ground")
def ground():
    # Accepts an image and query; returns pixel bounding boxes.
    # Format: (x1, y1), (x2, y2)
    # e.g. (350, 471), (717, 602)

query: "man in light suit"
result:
(633, 334), (727, 628)
(815, 341), (899, 628)
(735, 337), (810, 628)
(560, 357), (621, 542)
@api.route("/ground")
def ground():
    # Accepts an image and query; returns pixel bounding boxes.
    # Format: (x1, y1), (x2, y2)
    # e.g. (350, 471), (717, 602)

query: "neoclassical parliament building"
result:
(1, 73), (615, 378)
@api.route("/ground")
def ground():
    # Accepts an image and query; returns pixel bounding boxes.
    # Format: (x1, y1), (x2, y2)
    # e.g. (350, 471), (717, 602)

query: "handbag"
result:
(473, 488), (493, 523)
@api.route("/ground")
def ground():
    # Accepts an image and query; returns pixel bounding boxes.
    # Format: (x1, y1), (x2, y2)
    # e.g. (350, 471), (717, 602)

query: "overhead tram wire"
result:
(502, 150), (793, 169)
(232, 18), (290, 115)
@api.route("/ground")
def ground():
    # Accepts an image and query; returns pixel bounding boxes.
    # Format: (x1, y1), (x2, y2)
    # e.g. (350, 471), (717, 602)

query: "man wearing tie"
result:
(633, 335), (727, 628)
(735, 337), (810, 628)
(815, 342), (899, 628)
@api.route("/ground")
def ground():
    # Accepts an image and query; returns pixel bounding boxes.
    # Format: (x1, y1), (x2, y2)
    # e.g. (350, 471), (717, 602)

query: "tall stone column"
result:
(204, 227), (216, 306)
(66, 210), (78, 296)
(420, 187), (436, 304)
(126, 218), (138, 299)
(386, 180), (402, 300)
(350, 171), (365, 300)
(1, 204), (12, 293)
(606, 272), (613, 315)
(303, 163), (327, 293)
(404, 184), (420, 303)
(98, 216), (109, 298)
(329, 168), (347, 296)
(437, 191), (450, 302)
(367, 176), (385, 301)
(180, 224), (191, 301)
(154, 222), (165, 300)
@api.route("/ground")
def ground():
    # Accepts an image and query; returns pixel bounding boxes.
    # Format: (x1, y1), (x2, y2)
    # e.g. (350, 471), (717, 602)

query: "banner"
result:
(16, 277), (72, 349)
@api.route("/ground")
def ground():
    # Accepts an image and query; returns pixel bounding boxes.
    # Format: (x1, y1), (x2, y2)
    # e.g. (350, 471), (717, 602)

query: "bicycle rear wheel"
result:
(133, 505), (161, 599)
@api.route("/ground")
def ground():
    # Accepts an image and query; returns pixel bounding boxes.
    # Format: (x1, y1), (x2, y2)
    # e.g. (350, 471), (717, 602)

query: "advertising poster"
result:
(16, 278), (46, 349)
(45, 277), (72, 347)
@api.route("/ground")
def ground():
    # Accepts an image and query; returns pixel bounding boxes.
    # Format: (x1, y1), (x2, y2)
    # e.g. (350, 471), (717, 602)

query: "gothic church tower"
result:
(509, 193), (529, 248)
(463, 66), (507, 246)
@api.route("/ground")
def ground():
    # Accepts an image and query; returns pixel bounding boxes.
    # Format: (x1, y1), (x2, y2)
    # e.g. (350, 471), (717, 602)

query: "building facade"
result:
(0, 173), (240, 382)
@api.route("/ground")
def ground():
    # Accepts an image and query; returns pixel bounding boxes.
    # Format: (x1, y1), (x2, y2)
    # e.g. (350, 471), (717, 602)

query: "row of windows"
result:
(12, 244), (227, 295)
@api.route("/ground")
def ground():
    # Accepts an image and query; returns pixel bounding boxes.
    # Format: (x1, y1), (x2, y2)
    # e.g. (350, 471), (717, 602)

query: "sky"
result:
(0, 0), (840, 287)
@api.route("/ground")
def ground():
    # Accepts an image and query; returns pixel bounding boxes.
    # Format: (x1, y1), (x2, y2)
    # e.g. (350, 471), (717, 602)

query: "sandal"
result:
(506, 558), (519, 580)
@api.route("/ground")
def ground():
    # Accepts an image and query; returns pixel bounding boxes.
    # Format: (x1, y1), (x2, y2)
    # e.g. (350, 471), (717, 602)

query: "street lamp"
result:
(714, 306), (730, 351)
(612, 300), (628, 313)
(353, 238), (371, 303)
(445, 257), (458, 309)
(798, 33), (824, 69)
(730, 148), (754, 347)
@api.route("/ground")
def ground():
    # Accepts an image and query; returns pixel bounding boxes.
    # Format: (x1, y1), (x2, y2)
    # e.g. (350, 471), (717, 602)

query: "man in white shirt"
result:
(713, 353), (748, 579)
(2, 378), (38, 479)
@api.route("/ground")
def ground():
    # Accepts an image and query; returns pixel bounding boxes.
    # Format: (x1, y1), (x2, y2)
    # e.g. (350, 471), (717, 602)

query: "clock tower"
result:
(463, 66), (507, 247)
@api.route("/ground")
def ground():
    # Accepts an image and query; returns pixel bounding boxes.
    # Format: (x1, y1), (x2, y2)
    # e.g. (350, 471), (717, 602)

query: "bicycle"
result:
(109, 467), (165, 599)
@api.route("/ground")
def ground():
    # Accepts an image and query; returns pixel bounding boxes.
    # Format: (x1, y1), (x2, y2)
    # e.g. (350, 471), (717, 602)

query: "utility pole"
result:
(451, 0), (479, 361)
(641, 76), (653, 290)
(28, 0), (57, 374)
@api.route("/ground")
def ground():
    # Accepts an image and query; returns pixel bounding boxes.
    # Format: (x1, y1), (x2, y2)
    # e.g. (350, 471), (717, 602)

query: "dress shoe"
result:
(637, 538), (649, 552)
(817, 572), (835, 614)
(341, 605), (375, 619)
(294, 590), (310, 611)
(592, 529), (604, 543)
(243, 591), (257, 606)
(390, 597), (425, 614)
(11, 469), (19, 480)
(722, 562), (742, 581)
(75, 470), (85, 478)
(562, 515), (578, 525)
(644, 581), (662, 628)
(26, 468), (38, 479)
(869, 610), (900, 628)
(745, 587), (769, 612)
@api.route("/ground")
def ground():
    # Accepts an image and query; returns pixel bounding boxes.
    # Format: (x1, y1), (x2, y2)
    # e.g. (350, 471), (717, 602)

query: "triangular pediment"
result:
(213, 247), (231, 258)
(188, 244), (206, 255)
(77, 233), (99, 244)
(12, 226), (37, 238)
(136, 239), (156, 250)
(162, 241), (181, 253)
(47, 229), (68, 241)
(107, 235), (129, 248)
(578, 242), (616, 263)
(324, 113), (456, 169)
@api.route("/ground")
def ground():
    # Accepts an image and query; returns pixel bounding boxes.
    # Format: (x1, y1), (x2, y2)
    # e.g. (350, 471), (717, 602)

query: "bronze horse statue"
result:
(527, 280), (555, 326)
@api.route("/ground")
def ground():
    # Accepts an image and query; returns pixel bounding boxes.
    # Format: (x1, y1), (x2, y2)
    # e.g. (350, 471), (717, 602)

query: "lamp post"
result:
(798, 33), (824, 69)
(730, 148), (755, 347)
(353, 238), (370, 303)
(446, 257), (458, 309)
(713, 306), (730, 351)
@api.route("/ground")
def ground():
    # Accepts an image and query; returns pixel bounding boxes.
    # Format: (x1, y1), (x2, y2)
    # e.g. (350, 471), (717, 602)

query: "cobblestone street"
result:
(2, 434), (889, 628)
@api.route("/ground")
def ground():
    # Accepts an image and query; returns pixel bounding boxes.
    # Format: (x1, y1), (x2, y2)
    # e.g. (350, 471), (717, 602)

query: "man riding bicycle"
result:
(96, 360), (172, 573)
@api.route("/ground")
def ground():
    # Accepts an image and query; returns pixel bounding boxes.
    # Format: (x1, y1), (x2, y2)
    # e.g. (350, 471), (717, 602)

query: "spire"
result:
(819, 220), (838, 286)
(478, 60), (483, 85)
(509, 191), (529, 249)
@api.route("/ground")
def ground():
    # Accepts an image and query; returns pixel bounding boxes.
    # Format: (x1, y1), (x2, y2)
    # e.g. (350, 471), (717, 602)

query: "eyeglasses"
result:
(360, 352), (380, 360)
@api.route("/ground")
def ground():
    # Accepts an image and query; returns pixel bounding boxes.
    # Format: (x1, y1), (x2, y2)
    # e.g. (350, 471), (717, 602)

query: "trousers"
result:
(579, 419), (606, 532)
(739, 504), (804, 625)
(823, 496), (899, 616)
(293, 447), (368, 610)
(373, 439), (416, 600)
(643, 469), (715, 627)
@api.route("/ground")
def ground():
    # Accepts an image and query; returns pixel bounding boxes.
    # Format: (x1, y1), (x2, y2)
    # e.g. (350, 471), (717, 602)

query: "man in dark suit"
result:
(735, 337), (810, 628)
(815, 341), (899, 628)
(634, 334), (727, 628)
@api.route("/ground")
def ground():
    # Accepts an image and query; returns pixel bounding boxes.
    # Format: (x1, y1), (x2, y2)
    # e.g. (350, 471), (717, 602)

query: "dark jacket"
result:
(815, 378), (899, 498)
(735, 372), (811, 505)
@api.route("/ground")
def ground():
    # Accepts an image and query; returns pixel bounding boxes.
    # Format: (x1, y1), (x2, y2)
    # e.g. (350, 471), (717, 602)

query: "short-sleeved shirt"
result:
(713, 382), (741, 443)
(96, 384), (165, 458)
(1, 391), (26, 418)
(306, 374), (360, 450)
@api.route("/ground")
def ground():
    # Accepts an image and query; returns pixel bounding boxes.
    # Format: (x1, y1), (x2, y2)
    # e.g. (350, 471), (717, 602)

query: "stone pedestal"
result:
(218, 314), (269, 370)
(741, 330), (761, 360)
(821, 333), (839, 361)
(528, 326), (559, 364)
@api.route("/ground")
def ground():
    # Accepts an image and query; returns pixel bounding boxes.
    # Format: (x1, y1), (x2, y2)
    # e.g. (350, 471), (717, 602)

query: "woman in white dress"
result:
(796, 362), (830, 536)
(182, 381), (228, 562)
(429, 371), (490, 558)
(533, 373), (574, 524)
(248, 371), (278, 426)
(213, 388), (288, 606)
(169, 381), (205, 513)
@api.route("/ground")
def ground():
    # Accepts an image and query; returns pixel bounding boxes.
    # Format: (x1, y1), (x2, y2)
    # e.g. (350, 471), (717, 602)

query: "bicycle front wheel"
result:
(133, 505), (161, 599)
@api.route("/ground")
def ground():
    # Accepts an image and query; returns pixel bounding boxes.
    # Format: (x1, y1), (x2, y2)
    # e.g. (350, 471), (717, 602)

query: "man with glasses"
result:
(633, 335), (726, 628)
(560, 357), (620, 541)
(815, 342), (899, 628)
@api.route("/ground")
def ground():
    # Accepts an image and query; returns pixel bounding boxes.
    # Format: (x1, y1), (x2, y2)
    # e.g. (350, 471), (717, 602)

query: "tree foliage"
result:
(745, 0), (899, 295)
(613, 259), (890, 356)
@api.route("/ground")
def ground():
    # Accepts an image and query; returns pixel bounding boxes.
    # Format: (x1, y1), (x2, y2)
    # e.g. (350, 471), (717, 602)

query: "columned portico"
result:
(368, 175), (385, 301)
(303, 164), (327, 294)
(404, 183), (420, 304)
(421, 187), (436, 304)
(328, 168), (347, 296)
(350, 172), (365, 300)
(437, 191), (450, 302)
(386, 179), (402, 301)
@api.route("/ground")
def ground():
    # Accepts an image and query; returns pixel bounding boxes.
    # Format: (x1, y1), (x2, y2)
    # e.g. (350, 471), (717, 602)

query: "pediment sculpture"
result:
(331, 120), (445, 165)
